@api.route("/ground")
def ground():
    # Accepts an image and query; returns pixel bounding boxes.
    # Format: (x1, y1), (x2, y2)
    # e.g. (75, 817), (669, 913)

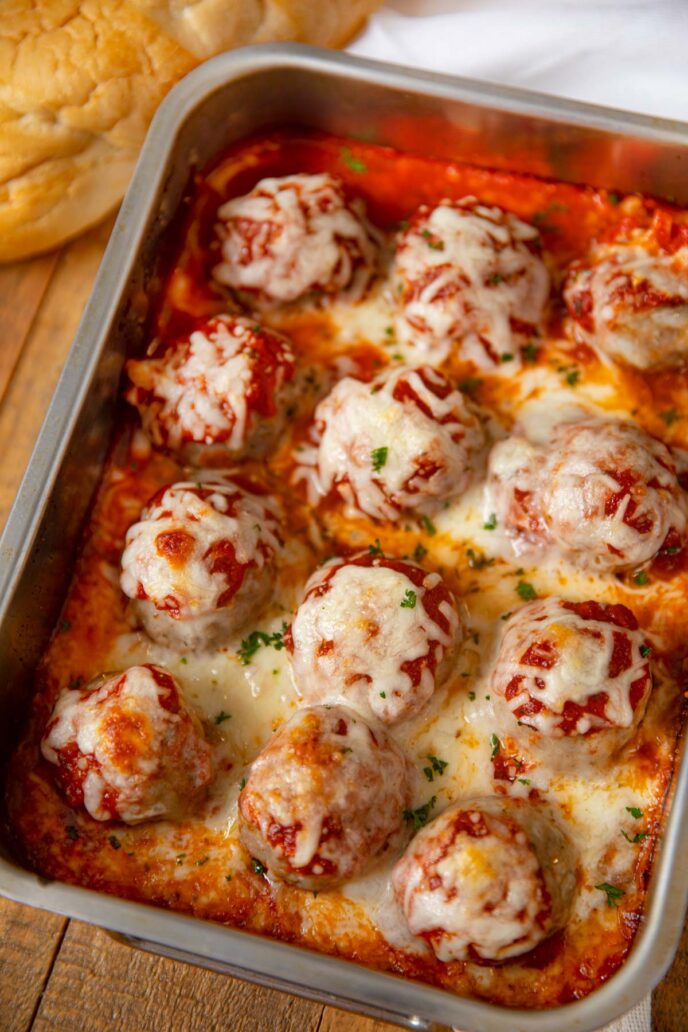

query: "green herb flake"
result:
(368, 538), (383, 556)
(420, 515), (437, 536)
(60, 619), (72, 633)
(523, 342), (540, 364)
(608, 192), (621, 205)
(516, 580), (537, 601)
(66, 825), (79, 841)
(195, 855), (210, 867)
(500, 352), (514, 363)
(251, 857), (267, 876)
(341, 147), (367, 173)
(225, 874), (233, 882)
(175, 853), (186, 865)
(596, 882), (626, 908)
(483, 513), (498, 530)
(238, 622), (289, 664)
(214, 710), (231, 725)
(501, 611), (513, 621)
(371, 446), (389, 473)
(400, 589), (417, 609)
(413, 542), (428, 563)
(621, 830), (648, 844)
(468, 691), (476, 701)
(458, 377), (483, 396)
(518, 777), (531, 786)
(565, 368), (580, 387)
(379, 691), (387, 699)
(626, 806), (644, 819)
(489, 273), (505, 286)
(108, 835), (121, 850)
(179, 657), (188, 665)
(385, 326), (395, 337)
(633, 570), (649, 586)
(490, 733), (500, 758)
(640, 644), (653, 658)
(428, 755), (448, 775)
(403, 796), (437, 830)
(661, 408), (680, 426)
(466, 548), (495, 570)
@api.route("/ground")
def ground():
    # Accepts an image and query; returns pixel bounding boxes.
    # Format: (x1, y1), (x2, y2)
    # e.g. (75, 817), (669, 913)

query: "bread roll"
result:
(0, 0), (380, 262)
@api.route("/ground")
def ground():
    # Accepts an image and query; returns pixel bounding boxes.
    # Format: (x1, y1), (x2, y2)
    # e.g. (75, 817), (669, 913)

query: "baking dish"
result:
(2, 44), (688, 1031)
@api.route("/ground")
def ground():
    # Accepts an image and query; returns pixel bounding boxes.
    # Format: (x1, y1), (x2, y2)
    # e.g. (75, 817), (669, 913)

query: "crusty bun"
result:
(0, 0), (380, 263)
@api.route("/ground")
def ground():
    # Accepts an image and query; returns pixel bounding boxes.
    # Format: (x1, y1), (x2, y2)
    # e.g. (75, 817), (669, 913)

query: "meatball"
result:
(484, 418), (687, 570)
(238, 705), (410, 889)
(393, 198), (549, 367)
(41, 665), (212, 824)
(124, 315), (296, 461)
(213, 173), (380, 305)
(542, 419), (686, 570)
(120, 476), (281, 649)
(392, 797), (576, 962)
(287, 553), (460, 725)
(564, 227), (688, 369)
(301, 364), (485, 521)
(491, 598), (652, 737)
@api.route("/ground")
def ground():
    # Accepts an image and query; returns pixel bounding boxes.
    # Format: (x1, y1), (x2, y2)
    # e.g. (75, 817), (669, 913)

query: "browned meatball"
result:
(238, 706), (410, 889)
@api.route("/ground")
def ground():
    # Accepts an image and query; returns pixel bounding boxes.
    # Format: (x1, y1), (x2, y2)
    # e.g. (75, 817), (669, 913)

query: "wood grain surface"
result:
(0, 224), (684, 1032)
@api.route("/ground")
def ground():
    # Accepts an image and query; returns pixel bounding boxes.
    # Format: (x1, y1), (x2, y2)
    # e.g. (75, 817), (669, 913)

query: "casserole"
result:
(2, 44), (688, 1031)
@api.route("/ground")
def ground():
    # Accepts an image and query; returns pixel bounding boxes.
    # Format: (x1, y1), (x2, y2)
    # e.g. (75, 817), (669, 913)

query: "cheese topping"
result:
(125, 315), (295, 455)
(299, 365), (485, 520)
(238, 705), (410, 890)
(288, 555), (460, 725)
(41, 665), (212, 824)
(213, 173), (380, 304)
(392, 798), (576, 962)
(565, 238), (688, 369)
(120, 478), (281, 619)
(484, 418), (687, 570)
(393, 198), (549, 367)
(491, 598), (652, 737)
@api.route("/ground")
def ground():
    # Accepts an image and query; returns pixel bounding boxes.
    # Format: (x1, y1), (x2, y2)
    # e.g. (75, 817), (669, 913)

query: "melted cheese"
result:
(393, 199), (549, 368)
(41, 666), (211, 824)
(300, 366), (485, 520)
(289, 560), (459, 724)
(120, 479), (281, 618)
(565, 242), (688, 369)
(492, 599), (649, 735)
(213, 173), (379, 303)
(125, 317), (293, 452)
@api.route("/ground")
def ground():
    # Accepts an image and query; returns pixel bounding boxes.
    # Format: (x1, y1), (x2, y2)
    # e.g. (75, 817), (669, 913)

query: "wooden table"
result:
(0, 220), (685, 1032)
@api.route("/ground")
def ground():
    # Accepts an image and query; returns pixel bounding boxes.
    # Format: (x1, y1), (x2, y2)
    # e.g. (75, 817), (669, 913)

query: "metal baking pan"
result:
(2, 44), (688, 1032)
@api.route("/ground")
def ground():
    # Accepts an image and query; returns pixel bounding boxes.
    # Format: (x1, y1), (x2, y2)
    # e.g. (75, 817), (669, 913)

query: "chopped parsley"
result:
(175, 853), (187, 865)
(420, 515), (436, 536)
(225, 874), (233, 882)
(466, 548), (495, 570)
(500, 611), (513, 621)
(518, 777), (531, 786)
(66, 825), (79, 841)
(564, 367), (580, 387)
(423, 755), (448, 782)
(458, 377), (483, 396)
(400, 589), (417, 609)
(195, 856), (210, 867)
(238, 622), (288, 664)
(608, 192), (621, 205)
(67, 677), (82, 690)
(340, 147), (367, 173)
(660, 408), (680, 426)
(108, 835), (121, 850)
(489, 273), (505, 286)
(379, 691), (387, 699)
(468, 691), (476, 700)
(413, 542), (428, 563)
(421, 229), (444, 251)
(239, 777), (247, 791)
(371, 446), (389, 472)
(640, 644), (653, 658)
(516, 580), (537, 601)
(490, 733), (501, 758)
(214, 710), (231, 725)
(368, 538), (383, 556)
(500, 352), (514, 363)
(403, 796), (437, 830)
(483, 513), (498, 530)
(60, 619), (72, 633)
(633, 570), (649, 586)
(251, 857), (267, 876)
(596, 882), (626, 908)
(621, 830), (647, 844)
(626, 806), (644, 819)
(385, 326), (395, 338)
(522, 341), (540, 363)
(179, 656), (188, 665)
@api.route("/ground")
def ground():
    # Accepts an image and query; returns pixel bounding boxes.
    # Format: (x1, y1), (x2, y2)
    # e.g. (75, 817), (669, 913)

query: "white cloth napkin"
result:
(348, 4), (683, 1029)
